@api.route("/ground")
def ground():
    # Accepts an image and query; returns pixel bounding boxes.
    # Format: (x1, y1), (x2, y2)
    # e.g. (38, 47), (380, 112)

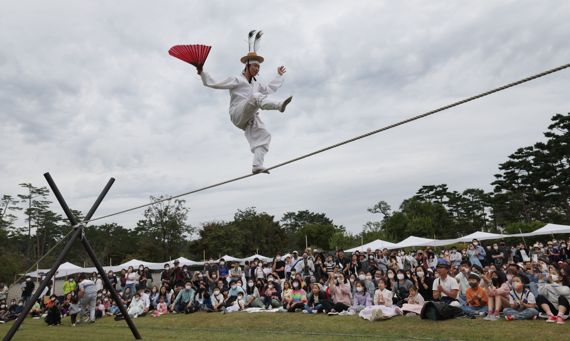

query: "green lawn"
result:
(1, 312), (568, 341)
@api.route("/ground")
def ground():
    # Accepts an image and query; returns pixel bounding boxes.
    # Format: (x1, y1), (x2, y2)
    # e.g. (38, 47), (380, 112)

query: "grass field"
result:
(1, 312), (568, 341)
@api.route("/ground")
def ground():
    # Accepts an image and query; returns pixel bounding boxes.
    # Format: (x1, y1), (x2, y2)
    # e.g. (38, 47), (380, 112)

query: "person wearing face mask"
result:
(363, 272), (375, 294)
(489, 243), (505, 268)
(244, 279), (264, 308)
(262, 280), (281, 309)
(171, 281), (197, 314)
(462, 272), (488, 315)
(63, 276), (77, 296)
(223, 293), (246, 313)
(449, 247), (462, 269)
(471, 239), (487, 266)
(218, 258), (229, 282)
(161, 264), (171, 288)
(211, 287), (225, 312)
(77, 274), (97, 323)
(127, 293), (145, 318)
(349, 280), (372, 314)
(536, 267), (570, 324)
(273, 254), (286, 279)
(482, 270), (509, 320)
(503, 275), (538, 320)
(454, 260), (471, 304)
(327, 274), (352, 315)
(392, 270), (413, 307)
(224, 280), (245, 308)
(20, 277), (35, 305)
(285, 279), (307, 312)
(385, 270), (396, 291)
(411, 266), (433, 301)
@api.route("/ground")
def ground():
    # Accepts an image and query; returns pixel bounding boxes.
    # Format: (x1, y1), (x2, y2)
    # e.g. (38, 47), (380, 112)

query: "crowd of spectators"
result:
(1, 237), (569, 326)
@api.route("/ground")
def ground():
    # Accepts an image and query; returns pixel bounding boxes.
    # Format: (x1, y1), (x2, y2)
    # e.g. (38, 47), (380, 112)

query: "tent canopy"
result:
(346, 239), (398, 252)
(457, 231), (503, 243)
(523, 223), (570, 236)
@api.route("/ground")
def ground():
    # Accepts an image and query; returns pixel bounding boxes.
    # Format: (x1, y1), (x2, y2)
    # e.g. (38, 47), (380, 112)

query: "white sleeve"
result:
(200, 72), (239, 90)
(259, 74), (284, 95)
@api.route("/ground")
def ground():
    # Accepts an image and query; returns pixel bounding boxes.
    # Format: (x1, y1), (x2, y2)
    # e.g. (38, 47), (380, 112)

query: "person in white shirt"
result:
(197, 31), (292, 174)
(432, 259), (459, 305)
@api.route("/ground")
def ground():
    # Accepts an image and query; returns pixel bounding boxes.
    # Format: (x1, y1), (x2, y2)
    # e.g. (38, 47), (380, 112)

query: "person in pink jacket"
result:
(328, 274), (352, 315)
(482, 270), (510, 321)
(152, 297), (169, 317)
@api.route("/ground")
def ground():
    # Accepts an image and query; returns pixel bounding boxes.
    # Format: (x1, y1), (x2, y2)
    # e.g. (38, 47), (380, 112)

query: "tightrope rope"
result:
(87, 62), (570, 223)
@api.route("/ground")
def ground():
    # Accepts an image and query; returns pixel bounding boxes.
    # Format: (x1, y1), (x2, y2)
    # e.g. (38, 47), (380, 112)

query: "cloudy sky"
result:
(2, 0), (569, 238)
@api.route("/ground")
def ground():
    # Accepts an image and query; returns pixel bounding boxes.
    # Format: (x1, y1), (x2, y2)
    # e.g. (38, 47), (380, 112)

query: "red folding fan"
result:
(168, 44), (212, 68)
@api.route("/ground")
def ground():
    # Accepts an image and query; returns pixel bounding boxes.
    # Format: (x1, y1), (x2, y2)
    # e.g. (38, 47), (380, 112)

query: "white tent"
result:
(218, 255), (243, 263)
(26, 261), (83, 278)
(242, 254), (273, 263)
(170, 257), (203, 267)
(346, 239), (398, 252)
(523, 223), (570, 236)
(394, 236), (444, 248)
(457, 231), (504, 243)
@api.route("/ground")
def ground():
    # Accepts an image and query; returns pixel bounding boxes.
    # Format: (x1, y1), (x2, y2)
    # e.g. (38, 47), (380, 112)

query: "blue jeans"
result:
(304, 304), (323, 313)
(461, 306), (488, 315)
(503, 308), (538, 320)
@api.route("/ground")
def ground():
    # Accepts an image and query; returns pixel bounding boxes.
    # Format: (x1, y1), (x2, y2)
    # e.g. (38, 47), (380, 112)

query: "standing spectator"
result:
(300, 252), (315, 284)
(489, 243), (505, 268)
(229, 262), (243, 282)
(273, 254), (286, 280)
(77, 273), (97, 324)
(124, 266), (138, 298)
(450, 247), (462, 268)
(160, 264), (170, 289)
(63, 276), (77, 296)
(218, 259), (229, 282)
(107, 271), (118, 291)
(21, 277), (35, 305)
(472, 239), (487, 266)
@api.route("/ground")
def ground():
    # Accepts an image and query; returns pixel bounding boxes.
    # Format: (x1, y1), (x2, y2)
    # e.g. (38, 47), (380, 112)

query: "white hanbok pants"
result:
(230, 92), (282, 168)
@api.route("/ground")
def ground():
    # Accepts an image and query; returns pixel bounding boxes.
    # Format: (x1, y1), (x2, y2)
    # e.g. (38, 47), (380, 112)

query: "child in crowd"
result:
(127, 293), (145, 318)
(462, 272), (488, 315)
(69, 295), (81, 326)
(373, 279), (393, 307)
(351, 280), (372, 313)
(401, 285), (425, 315)
(44, 295), (61, 326)
(152, 297), (169, 317)
(286, 279), (307, 312)
(503, 276), (538, 320)
(211, 287), (225, 312)
(223, 293), (245, 313)
(483, 270), (510, 321)
(263, 281), (281, 309)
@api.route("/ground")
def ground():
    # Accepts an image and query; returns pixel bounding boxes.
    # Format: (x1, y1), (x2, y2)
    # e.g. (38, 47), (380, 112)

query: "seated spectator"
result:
(281, 281), (292, 306)
(157, 286), (171, 306)
(482, 270), (509, 321)
(373, 278), (393, 307)
(223, 292), (245, 313)
(127, 293), (145, 318)
(210, 287), (225, 312)
(462, 271), (488, 315)
(170, 281), (197, 314)
(304, 283), (328, 314)
(225, 280), (245, 307)
(503, 275), (538, 320)
(0, 301), (10, 324)
(392, 270), (414, 307)
(411, 266), (433, 301)
(351, 280), (372, 313)
(401, 285), (425, 315)
(263, 280), (281, 309)
(245, 279), (263, 308)
(152, 297), (169, 317)
(328, 274), (352, 315)
(285, 279), (307, 312)
(536, 267), (570, 324)
(30, 299), (42, 319)
(432, 259), (459, 305)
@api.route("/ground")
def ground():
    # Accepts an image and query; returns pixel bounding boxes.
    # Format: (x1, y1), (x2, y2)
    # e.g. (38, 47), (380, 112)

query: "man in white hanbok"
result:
(197, 31), (292, 174)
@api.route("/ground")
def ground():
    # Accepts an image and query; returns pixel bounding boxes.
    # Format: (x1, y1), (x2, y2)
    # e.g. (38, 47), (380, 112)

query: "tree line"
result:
(0, 113), (568, 282)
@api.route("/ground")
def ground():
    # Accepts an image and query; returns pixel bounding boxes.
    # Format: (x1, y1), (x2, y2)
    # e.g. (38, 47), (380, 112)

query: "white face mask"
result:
(365, 276), (372, 280)
(231, 285), (236, 289)
(358, 275), (365, 280)
(185, 286), (191, 290)
(214, 290), (220, 295)
(397, 274), (405, 280)
(293, 283), (299, 289)
(248, 282), (254, 287)
(388, 273), (394, 279)
(417, 272), (424, 278)
(356, 287), (363, 292)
